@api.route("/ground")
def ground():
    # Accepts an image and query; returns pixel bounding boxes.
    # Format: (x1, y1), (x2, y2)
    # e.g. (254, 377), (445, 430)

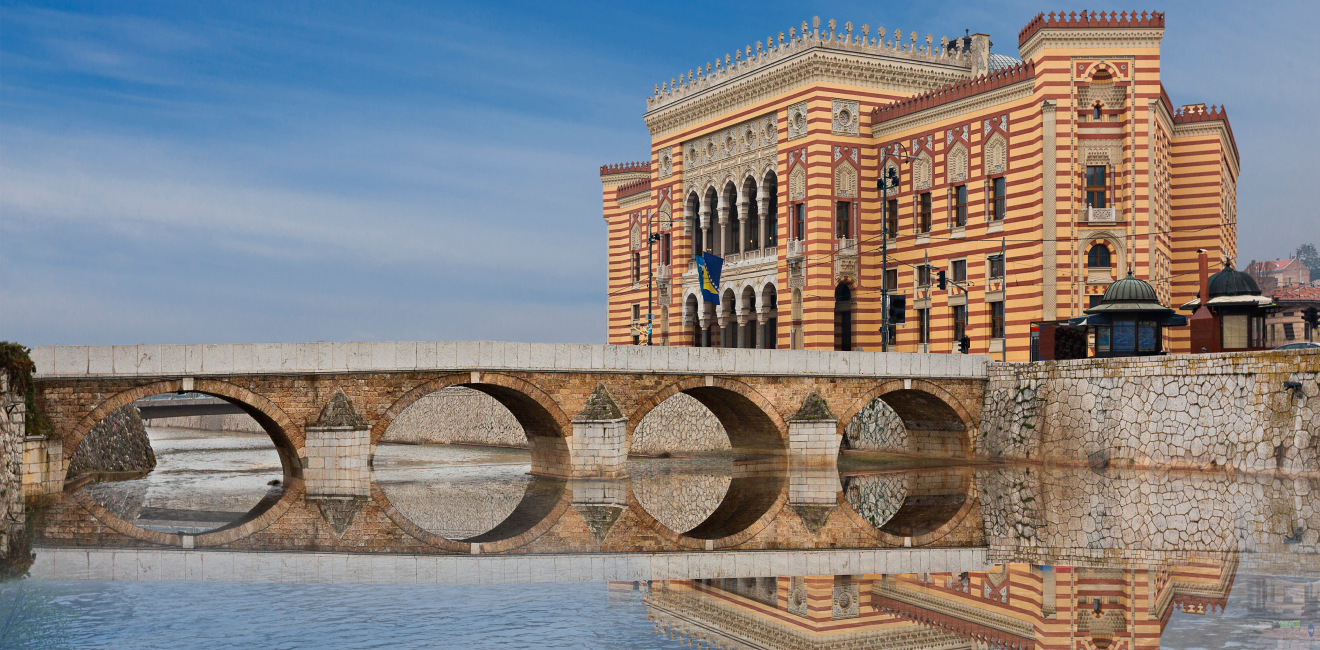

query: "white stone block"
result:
(753, 349), (771, 373)
(53, 346), (88, 376)
(552, 343), (571, 369)
(477, 341), (498, 367)
(371, 342), (396, 369)
(315, 343), (333, 371)
(232, 344), (254, 373)
(253, 343), (281, 372)
(30, 346), (55, 376)
(203, 344), (233, 374)
(84, 346), (111, 375)
(524, 342), (549, 370)
(734, 349), (753, 373)
(568, 344), (592, 370)
(718, 348), (736, 373)
(600, 344), (620, 371)
(184, 345), (203, 374)
(770, 349), (791, 373)
(416, 342), (438, 369)
(435, 341), (458, 368)
(346, 342), (370, 370)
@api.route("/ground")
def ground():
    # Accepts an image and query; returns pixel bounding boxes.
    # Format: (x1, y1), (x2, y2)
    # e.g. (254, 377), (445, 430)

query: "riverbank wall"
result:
(1, 369), (23, 559)
(980, 349), (1320, 471)
(67, 404), (156, 475)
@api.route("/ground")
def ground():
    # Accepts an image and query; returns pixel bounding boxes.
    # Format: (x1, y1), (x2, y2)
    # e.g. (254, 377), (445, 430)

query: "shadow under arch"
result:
(371, 373), (572, 551)
(626, 376), (787, 543)
(60, 378), (304, 548)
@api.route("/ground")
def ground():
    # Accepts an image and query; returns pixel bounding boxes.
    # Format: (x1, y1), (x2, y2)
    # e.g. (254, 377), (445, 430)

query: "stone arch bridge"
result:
(28, 341), (988, 555)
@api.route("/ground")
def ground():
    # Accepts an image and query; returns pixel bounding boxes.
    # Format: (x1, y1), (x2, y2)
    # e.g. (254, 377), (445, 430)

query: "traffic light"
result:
(938, 270), (947, 291)
(959, 336), (971, 354)
(1304, 306), (1320, 340)
(889, 295), (906, 324)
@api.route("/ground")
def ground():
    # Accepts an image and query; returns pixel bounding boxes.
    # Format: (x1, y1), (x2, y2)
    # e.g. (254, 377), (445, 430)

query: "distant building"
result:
(1245, 257), (1311, 294)
(1265, 284), (1320, 345)
(601, 11), (1238, 360)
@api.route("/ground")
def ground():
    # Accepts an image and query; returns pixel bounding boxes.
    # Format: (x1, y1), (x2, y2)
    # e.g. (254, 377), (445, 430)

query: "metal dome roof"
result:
(1207, 265), (1261, 298)
(1084, 271), (1173, 315)
(988, 53), (1022, 72)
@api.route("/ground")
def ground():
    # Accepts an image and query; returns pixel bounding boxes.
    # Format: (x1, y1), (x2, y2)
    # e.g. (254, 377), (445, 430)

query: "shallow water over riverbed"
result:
(6, 426), (1320, 648)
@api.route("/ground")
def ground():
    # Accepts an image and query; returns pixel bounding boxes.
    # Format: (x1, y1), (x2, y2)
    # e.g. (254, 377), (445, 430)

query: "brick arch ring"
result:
(624, 376), (788, 547)
(62, 378), (305, 549)
(368, 372), (572, 553)
(832, 378), (980, 546)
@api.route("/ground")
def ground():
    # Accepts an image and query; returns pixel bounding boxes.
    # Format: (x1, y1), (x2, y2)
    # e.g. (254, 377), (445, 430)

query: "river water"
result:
(3, 427), (1318, 649)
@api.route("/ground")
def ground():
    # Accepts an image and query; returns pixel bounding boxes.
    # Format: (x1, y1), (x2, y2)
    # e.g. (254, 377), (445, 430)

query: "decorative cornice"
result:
(645, 49), (974, 139)
(872, 79), (1034, 139)
(617, 189), (653, 209)
(1019, 27), (1164, 61)
(873, 578), (1037, 640)
(1019, 10), (1165, 48)
(1172, 104), (1239, 165)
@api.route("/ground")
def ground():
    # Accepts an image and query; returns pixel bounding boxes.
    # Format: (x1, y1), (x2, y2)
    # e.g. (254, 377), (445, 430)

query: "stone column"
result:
(718, 194), (730, 257)
(569, 385), (627, 478)
(699, 197), (712, 254)
(757, 311), (770, 349)
(737, 314), (748, 348)
(1042, 99), (1058, 320)
(757, 196), (769, 251)
(718, 315), (730, 348)
(737, 196), (748, 254)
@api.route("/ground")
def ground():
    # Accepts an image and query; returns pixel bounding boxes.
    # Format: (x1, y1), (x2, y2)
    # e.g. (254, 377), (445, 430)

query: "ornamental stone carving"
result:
(913, 152), (933, 190)
(832, 99), (860, 136)
(657, 201), (672, 231)
(787, 102), (809, 140)
(789, 165), (807, 201)
(835, 162), (857, 198)
(947, 143), (968, 183)
(683, 113), (778, 202)
(985, 133), (1007, 175)
(658, 147), (674, 179)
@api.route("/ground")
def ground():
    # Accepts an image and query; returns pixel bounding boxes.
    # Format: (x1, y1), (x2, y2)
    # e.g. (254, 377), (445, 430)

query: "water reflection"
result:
(640, 559), (1305, 650)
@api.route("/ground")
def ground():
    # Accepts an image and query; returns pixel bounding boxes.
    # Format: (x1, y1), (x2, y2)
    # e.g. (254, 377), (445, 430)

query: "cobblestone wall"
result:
(67, 404), (156, 475)
(980, 349), (1320, 470)
(382, 386), (525, 447)
(149, 413), (263, 433)
(379, 479), (526, 540)
(632, 393), (729, 454)
(1, 370), (23, 559)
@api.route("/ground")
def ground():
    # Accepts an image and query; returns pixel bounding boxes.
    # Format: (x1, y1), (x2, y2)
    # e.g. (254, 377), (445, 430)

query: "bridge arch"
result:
(836, 379), (975, 458)
(834, 379), (979, 546)
(62, 378), (303, 548)
(370, 372), (572, 551)
(625, 376), (787, 545)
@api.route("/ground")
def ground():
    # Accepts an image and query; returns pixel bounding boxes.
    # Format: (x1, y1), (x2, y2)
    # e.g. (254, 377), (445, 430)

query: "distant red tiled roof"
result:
(1266, 284), (1320, 301)
(1019, 10), (1165, 48)
(1247, 259), (1299, 274)
(600, 161), (648, 177)
(871, 61), (1035, 124)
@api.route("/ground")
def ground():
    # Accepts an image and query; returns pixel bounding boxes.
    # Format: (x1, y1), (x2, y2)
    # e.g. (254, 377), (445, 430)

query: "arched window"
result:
(1093, 103), (1103, 121)
(1088, 243), (1112, 269)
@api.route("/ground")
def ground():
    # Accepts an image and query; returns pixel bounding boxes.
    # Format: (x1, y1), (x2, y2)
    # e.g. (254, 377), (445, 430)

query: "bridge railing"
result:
(31, 341), (989, 380)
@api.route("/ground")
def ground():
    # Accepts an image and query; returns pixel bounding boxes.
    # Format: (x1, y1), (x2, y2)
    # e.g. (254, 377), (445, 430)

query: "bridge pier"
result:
(786, 391), (841, 467)
(566, 384), (628, 478)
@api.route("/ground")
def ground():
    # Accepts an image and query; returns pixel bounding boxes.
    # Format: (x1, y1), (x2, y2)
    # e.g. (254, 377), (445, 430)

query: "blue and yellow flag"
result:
(695, 252), (723, 304)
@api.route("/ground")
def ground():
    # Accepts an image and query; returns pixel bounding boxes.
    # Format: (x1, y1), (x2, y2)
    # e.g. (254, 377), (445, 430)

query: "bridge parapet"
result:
(30, 341), (988, 380)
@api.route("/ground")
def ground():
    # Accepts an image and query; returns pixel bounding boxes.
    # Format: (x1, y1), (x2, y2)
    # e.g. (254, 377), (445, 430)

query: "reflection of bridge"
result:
(28, 342), (988, 555)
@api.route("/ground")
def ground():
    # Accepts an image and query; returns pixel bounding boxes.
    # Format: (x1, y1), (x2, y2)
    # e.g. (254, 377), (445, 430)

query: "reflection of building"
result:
(1244, 575), (1320, 648)
(602, 11), (1239, 361)
(638, 558), (1235, 649)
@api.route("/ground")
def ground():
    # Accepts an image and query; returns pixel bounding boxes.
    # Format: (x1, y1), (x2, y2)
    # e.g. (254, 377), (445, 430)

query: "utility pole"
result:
(878, 143), (914, 352)
(646, 230), (662, 345)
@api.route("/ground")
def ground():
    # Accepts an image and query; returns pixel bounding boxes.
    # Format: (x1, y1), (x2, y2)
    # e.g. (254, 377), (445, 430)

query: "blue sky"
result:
(2, 0), (1316, 346)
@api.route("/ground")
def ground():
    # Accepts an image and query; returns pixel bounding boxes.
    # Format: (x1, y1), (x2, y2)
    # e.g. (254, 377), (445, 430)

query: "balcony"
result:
(1087, 206), (1117, 223)
(787, 239), (805, 260)
(1087, 267), (1115, 285)
(834, 237), (857, 254)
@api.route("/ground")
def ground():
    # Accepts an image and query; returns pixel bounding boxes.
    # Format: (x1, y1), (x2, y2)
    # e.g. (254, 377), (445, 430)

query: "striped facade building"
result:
(601, 11), (1238, 360)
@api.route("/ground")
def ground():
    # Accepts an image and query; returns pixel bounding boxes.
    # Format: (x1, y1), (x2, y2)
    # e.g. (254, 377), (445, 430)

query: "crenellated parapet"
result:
(1019, 10), (1165, 47)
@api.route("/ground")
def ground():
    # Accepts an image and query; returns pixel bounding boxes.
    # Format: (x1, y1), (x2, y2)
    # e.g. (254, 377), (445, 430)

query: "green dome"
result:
(1100, 271), (1159, 304)
(1207, 265), (1261, 298)
(1084, 271), (1172, 316)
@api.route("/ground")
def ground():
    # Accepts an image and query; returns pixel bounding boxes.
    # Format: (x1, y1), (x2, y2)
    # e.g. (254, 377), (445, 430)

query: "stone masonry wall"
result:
(980, 349), (1320, 471)
(149, 413), (263, 433)
(1, 370), (23, 559)
(67, 404), (156, 475)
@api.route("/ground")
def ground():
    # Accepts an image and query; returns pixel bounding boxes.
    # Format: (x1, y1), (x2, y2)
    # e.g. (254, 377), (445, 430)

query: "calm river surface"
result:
(3, 426), (1318, 649)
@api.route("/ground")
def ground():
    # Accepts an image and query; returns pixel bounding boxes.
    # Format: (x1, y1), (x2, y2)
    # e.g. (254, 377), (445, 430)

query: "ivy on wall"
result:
(0, 342), (52, 438)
